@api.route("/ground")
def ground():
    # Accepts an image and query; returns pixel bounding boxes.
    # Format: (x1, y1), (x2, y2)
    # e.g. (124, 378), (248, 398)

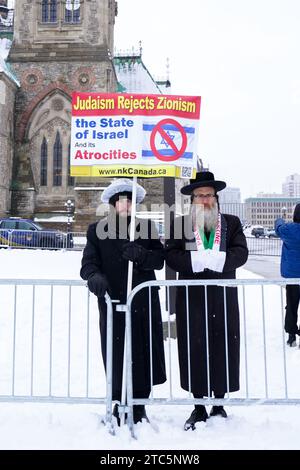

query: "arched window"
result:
(65, 0), (81, 23)
(40, 137), (48, 186)
(67, 143), (75, 186)
(53, 131), (62, 186)
(42, 0), (57, 23)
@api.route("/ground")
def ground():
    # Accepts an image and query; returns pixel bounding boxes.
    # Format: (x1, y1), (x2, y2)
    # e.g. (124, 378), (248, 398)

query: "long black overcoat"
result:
(80, 217), (166, 401)
(165, 214), (248, 396)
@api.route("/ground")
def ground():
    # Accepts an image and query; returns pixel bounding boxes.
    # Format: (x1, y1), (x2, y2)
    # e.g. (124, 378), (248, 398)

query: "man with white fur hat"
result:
(80, 178), (166, 425)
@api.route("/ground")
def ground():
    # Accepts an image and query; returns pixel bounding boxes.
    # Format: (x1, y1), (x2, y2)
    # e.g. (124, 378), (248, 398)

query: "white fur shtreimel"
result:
(101, 178), (146, 203)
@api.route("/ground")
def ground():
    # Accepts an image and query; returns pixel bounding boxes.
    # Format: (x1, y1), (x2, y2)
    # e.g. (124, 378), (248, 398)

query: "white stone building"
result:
(282, 174), (300, 198)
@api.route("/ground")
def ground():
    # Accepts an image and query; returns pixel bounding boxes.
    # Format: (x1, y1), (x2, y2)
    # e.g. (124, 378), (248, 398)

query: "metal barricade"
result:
(0, 232), (283, 255)
(69, 232), (87, 250)
(246, 236), (282, 256)
(0, 230), (87, 251)
(124, 278), (300, 436)
(0, 279), (114, 432)
(2, 277), (300, 437)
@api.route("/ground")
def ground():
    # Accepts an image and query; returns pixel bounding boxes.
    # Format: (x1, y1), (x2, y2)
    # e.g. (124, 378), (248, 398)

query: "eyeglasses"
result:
(193, 193), (216, 199)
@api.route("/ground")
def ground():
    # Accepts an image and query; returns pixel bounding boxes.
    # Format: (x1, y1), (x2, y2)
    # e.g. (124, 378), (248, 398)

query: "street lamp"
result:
(281, 206), (287, 219)
(64, 199), (74, 233)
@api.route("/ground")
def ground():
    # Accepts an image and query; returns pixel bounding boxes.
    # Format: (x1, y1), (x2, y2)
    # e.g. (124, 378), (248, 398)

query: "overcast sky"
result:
(114, 0), (300, 200)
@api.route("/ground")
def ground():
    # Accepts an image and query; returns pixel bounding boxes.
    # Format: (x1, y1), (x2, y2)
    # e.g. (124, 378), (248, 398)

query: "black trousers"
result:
(284, 284), (300, 334)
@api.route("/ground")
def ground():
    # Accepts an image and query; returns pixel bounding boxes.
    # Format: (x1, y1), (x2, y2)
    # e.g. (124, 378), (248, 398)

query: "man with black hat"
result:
(80, 178), (166, 425)
(275, 203), (300, 347)
(165, 171), (248, 430)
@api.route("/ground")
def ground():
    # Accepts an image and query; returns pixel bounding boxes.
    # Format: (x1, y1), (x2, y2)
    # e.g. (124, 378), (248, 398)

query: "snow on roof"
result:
(0, 37), (19, 86)
(34, 215), (74, 223)
(0, 37), (10, 60)
(74, 186), (106, 191)
(0, 59), (20, 86)
(114, 54), (162, 94)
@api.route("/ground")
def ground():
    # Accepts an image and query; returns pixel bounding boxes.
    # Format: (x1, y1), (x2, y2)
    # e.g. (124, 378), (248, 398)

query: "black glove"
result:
(87, 272), (109, 297)
(122, 241), (148, 265)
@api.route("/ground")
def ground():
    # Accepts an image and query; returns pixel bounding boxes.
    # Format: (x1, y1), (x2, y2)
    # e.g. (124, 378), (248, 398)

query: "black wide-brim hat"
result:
(181, 171), (226, 195)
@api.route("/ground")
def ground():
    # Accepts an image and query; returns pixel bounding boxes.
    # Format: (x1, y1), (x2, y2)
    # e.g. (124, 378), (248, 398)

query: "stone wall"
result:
(8, 0), (117, 224)
(0, 72), (17, 216)
(12, 0), (117, 51)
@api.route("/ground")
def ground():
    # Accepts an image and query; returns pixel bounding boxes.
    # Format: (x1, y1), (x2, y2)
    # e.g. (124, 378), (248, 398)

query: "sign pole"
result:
(127, 176), (137, 294)
(120, 176), (137, 423)
(164, 177), (176, 316)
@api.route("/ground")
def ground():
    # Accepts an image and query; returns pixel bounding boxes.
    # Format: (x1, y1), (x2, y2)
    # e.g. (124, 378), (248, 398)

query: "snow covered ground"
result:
(0, 248), (300, 450)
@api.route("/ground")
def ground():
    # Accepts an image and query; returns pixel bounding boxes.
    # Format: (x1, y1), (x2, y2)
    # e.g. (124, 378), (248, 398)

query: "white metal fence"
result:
(0, 279), (114, 432)
(0, 230), (86, 250)
(246, 237), (282, 256)
(1, 277), (299, 437)
(0, 230), (283, 256)
(123, 278), (300, 435)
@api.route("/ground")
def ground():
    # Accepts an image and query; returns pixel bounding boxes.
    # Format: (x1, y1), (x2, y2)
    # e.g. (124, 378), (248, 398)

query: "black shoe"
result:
(209, 406), (227, 418)
(287, 334), (296, 347)
(184, 406), (208, 431)
(113, 404), (149, 425)
(112, 403), (121, 426)
(112, 403), (127, 426)
(133, 405), (149, 424)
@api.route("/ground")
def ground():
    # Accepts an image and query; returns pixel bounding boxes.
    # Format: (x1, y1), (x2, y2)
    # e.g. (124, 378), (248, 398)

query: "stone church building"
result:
(0, 1), (188, 231)
(0, 0), (122, 230)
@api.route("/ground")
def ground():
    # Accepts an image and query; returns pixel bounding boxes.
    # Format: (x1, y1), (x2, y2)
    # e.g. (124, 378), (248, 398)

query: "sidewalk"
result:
(244, 255), (281, 279)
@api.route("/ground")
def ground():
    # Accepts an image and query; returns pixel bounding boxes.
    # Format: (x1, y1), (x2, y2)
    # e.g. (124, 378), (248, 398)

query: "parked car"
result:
(251, 227), (267, 238)
(266, 229), (279, 238)
(0, 218), (73, 249)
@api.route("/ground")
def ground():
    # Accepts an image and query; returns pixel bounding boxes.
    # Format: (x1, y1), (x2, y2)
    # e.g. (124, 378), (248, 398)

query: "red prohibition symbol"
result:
(150, 118), (188, 162)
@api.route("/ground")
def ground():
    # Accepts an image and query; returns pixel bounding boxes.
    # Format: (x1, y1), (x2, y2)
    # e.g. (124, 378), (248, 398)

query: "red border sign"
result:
(150, 118), (188, 162)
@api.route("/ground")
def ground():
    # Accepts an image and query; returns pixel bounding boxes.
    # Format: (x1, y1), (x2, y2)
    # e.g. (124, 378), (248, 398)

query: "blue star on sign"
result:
(160, 130), (175, 148)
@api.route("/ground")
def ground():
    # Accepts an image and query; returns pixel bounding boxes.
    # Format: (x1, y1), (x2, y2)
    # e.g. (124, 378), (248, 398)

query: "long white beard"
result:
(204, 204), (219, 231)
(191, 203), (219, 231)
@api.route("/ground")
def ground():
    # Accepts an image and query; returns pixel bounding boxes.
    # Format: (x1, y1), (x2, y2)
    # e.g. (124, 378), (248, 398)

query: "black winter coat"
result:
(165, 214), (248, 396)
(80, 217), (166, 401)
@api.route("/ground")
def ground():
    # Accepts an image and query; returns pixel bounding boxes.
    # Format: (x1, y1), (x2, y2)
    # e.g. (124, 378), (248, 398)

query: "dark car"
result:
(251, 227), (266, 238)
(0, 218), (73, 249)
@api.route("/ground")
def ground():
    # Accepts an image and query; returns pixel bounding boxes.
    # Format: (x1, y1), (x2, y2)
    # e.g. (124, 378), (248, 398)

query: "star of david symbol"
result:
(160, 130), (175, 148)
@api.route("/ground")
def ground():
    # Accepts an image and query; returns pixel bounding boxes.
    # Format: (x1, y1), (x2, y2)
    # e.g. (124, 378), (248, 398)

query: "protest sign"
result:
(70, 92), (201, 178)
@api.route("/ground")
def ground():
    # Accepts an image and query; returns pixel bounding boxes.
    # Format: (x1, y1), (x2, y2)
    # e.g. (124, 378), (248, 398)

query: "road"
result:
(244, 255), (281, 279)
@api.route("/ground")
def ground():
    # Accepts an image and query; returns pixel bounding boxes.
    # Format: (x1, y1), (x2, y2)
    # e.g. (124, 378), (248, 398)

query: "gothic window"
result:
(40, 137), (48, 186)
(42, 0), (57, 23)
(53, 131), (62, 186)
(67, 143), (75, 186)
(65, 0), (81, 23)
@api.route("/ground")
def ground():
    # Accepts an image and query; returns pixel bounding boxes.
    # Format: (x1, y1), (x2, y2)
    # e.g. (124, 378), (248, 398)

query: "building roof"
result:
(245, 196), (300, 203)
(0, 38), (20, 87)
(113, 51), (170, 94)
(0, 57), (20, 85)
(0, 37), (19, 85)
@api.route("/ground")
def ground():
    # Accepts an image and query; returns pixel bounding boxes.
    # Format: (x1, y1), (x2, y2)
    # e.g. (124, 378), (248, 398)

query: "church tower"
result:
(8, 0), (118, 229)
